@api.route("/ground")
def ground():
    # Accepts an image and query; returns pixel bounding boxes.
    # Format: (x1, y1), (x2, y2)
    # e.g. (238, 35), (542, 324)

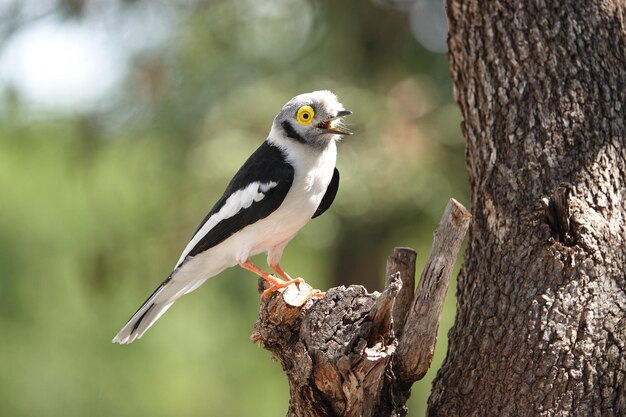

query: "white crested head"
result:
(270, 90), (352, 149)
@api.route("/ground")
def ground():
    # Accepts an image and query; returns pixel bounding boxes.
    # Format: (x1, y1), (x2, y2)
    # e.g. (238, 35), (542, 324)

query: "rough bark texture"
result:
(430, 1), (626, 416)
(252, 199), (470, 417)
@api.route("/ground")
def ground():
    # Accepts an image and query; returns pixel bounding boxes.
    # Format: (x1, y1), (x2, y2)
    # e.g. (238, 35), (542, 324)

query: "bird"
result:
(112, 90), (352, 344)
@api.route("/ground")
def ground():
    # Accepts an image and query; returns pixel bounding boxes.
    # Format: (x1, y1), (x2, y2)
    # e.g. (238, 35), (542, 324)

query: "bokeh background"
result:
(0, 0), (467, 416)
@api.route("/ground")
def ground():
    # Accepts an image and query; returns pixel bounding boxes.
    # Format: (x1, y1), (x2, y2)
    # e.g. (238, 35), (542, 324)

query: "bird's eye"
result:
(296, 106), (315, 126)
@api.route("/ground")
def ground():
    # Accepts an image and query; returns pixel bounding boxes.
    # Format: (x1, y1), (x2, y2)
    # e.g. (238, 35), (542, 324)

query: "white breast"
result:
(245, 135), (337, 253)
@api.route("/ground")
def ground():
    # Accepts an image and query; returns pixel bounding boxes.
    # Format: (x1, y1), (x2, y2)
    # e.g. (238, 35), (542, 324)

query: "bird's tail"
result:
(112, 273), (192, 344)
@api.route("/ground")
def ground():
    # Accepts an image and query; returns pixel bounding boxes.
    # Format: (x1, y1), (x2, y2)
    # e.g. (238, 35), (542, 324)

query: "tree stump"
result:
(251, 199), (471, 417)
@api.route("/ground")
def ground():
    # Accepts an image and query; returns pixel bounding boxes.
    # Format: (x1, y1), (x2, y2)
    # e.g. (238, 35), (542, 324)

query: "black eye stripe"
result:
(281, 120), (307, 144)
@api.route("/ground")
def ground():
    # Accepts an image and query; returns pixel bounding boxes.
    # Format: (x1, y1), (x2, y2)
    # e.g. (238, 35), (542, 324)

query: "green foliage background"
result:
(0, 1), (467, 415)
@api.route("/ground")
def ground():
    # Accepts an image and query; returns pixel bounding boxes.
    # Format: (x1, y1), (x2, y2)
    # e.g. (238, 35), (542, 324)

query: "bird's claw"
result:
(310, 289), (325, 298)
(261, 277), (304, 297)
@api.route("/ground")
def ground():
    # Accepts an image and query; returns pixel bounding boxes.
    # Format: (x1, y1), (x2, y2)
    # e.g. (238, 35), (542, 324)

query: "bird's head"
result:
(272, 90), (352, 149)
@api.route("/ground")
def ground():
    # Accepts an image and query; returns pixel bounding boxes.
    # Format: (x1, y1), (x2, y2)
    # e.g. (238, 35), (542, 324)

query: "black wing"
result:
(312, 168), (339, 219)
(181, 141), (294, 263)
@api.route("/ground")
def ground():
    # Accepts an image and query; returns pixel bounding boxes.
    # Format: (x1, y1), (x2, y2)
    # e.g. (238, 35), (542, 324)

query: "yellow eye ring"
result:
(296, 106), (315, 126)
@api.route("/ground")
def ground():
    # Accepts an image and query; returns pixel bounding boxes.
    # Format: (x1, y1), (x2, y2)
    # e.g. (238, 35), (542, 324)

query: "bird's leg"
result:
(269, 262), (324, 297)
(239, 260), (299, 297)
(239, 260), (284, 286)
(268, 262), (305, 291)
(268, 262), (301, 283)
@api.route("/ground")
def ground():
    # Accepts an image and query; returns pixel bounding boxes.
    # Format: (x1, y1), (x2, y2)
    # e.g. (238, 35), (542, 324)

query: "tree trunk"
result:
(429, 1), (626, 416)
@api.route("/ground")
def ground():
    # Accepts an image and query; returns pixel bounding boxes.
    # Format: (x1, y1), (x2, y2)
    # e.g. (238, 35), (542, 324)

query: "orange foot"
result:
(239, 259), (288, 296)
(240, 260), (324, 298)
(262, 277), (304, 297)
(310, 290), (326, 298)
(267, 263), (326, 299)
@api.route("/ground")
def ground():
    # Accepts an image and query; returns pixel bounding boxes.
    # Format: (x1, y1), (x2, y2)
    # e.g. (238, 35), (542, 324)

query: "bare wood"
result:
(396, 198), (471, 382)
(251, 198), (470, 416)
(384, 247), (417, 340)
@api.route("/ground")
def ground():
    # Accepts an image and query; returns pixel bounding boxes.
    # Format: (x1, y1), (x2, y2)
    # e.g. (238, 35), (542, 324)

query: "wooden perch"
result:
(251, 199), (471, 417)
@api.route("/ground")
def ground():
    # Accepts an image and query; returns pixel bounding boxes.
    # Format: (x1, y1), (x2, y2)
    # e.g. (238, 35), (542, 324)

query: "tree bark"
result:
(252, 199), (470, 417)
(429, 1), (626, 416)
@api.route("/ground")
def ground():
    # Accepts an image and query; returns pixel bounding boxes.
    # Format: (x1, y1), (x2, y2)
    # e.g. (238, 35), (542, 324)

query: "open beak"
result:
(318, 109), (353, 136)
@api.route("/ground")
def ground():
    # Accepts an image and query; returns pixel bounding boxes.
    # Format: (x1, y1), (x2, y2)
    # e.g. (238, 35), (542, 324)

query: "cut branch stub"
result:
(251, 198), (470, 417)
(384, 247), (417, 340)
(395, 198), (471, 383)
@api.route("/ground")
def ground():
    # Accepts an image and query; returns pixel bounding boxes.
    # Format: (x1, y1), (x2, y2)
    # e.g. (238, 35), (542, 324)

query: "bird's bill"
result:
(318, 109), (353, 136)
(320, 124), (352, 135)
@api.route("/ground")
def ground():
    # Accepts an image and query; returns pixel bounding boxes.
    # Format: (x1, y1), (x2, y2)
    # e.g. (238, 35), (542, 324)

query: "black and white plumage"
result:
(113, 90), (351, 344)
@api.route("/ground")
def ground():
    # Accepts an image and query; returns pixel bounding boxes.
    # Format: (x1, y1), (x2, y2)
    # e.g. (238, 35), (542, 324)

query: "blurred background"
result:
(0, 0), (467, 415)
